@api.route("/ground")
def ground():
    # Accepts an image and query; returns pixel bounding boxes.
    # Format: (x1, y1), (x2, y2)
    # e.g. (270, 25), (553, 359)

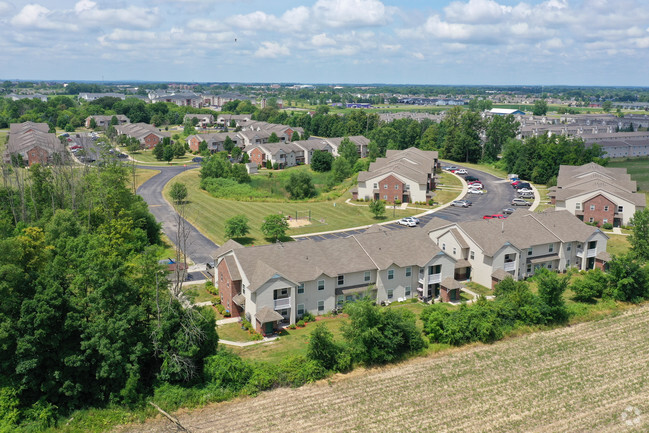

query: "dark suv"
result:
(465, 176), (479, 182)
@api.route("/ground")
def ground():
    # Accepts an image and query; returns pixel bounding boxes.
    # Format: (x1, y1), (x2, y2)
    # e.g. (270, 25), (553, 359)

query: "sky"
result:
(1, 0), (649, 86)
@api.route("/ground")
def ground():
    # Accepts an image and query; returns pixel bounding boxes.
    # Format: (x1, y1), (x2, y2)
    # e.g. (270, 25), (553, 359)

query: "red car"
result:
(483, 214), (506, 220)
(69, 144), (82, 150)
(511, 180), (521, 187)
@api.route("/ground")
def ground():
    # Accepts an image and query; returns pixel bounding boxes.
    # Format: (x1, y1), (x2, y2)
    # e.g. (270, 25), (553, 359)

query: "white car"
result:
(397, 218), (417, 227)
(467, 183), (483, 189)
(517, 188), (533, 193)
(456, 168), (468, 175)
(467, 188), (484, 194)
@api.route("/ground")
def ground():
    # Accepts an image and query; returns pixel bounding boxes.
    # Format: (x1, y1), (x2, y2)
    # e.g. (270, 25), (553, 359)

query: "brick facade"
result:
(216, 258), (242, 318)
(249, 147), (265, 166)
(27, 146), (49, 166)
(582, 194), (616, 227)
(188, 136), (201, 152)
(143, 133), (161, 149)
(376, 174), (407, 204)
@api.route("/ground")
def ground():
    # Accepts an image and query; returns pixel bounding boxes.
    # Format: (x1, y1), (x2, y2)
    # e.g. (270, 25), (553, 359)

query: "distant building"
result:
(114, 123), (170, 149)
(488, 108), (525, 116)
(85, 115), (130, 129)
(4, 122), (65, 166)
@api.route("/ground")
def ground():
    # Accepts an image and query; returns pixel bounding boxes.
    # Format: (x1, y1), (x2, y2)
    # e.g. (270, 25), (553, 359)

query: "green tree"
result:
(484, 115), (519, 161)
(169, 182), (188, 204)
(534, 268), (568, 323)
(153, 141), (165, 160)
(163, 144), (175, 163)
(629, 208), (649, 262)
(331, 157), (352, 182)
(604, 254), (649, 303)
(261, 214), (289, 242)
(231, 146), (242, 161)
(307, 323), (341, 371)
(571, 269), (607, 302)
(89, 117), (97, 129)
(532, 99), (548, 116)
(602, 100), (613, 112)
(230, 163), (251, 183)
(224, 215), (250, 239)
(285, 171), (316, 199)
(200, 154), (232, 179)
(223, 136), (234, 153)
(110, 115), (119, 126)
(311, 150), (334, 172)
(268, 132), (280, 143)
(291, 131), (300, 141)
(338, 137), (359, 165)
(183, 122), (195, 136)
(172, 141), (185, 157)
(369, 199), (386, 219)
(198, 140), (208, 154)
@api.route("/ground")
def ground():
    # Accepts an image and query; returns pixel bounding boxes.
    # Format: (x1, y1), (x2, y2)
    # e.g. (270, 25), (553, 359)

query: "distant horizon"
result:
(1, 0), (648, 86)
(3, 79), (649, 90)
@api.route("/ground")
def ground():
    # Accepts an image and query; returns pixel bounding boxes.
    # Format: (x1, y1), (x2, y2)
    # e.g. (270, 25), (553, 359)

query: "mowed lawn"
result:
(162, 168), (421, 245)
(131, 168), (159, 190)
(128, 149), (196, 165)
(608, 158), (649, 191)
(125, 304), (649, 433)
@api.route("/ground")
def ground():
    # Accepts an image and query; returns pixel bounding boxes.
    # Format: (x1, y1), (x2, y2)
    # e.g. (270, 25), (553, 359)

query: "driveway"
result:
(294, 164), (519, 241)
(136, 164), (219, 265)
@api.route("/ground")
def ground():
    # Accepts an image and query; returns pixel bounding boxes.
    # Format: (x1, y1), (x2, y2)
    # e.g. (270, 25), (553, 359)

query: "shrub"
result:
(204, 350), (253, 391)
(307, 324), (341, 370)
(571, 269), (607, 302)
(602, 222), (613, 230)
(297, 320), (306, 327)
(273, 162), (279, 170)
(428, 199), (435, 206)
(242, 362), (279, 395)
(302, 312), (316, 322)
(288, 324), (296, 330)
(223, 311), (231, 318)
(277, 355), (327, 387)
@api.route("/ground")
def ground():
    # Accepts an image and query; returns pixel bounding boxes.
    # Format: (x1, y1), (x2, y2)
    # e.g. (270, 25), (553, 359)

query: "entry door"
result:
(264, 322), (274, 334)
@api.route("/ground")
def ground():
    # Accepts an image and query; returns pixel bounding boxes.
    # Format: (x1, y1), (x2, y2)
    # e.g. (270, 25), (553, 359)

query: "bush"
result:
(297, 320), (306, 327)
(201, 177), (272, 200)
(307, 323), (341, 370)
(302, 312), (316, 322)
(273, 162), (279, 170)
(277, 356), (327, 387)
(204, 350), (253, 391)
(602, 222), (613, 230)
(428, 199), (435, 206)
(288, 324), (296, 330)
(571, 269), (607, 302)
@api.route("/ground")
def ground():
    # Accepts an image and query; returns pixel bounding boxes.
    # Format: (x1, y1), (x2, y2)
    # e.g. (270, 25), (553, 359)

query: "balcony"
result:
(503, 262), (516, 272)
(576, 248), (598, 258)
(418, 273), (442, 285)
(274, 297), (291, 310)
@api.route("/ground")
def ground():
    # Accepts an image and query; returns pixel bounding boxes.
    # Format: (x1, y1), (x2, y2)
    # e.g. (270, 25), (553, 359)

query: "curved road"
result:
(136, 164), (218, 265)
(136, 162), (518, 260)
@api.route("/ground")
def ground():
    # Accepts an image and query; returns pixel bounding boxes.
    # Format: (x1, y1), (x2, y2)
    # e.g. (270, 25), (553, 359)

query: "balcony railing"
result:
(274, 297), (291, 310)
(503, 262), (516, 272)
(419, 273), (442, 284)
(576, 248), (598, 258)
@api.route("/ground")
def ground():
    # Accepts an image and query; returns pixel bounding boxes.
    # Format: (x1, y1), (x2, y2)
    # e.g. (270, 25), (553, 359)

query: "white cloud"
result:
(74, 0), (159, 29)
(445, 0), (511, 24)
(11, 4), (59, 29)
(312, 0), (390, 27)
(254, 41), (289, 58)
(311, 33), (336, 47)
(412, 52), (424, 60)
(0, 1), (13, 16)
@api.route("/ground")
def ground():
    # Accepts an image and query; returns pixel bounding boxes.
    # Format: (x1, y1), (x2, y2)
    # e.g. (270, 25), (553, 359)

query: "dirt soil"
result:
(118, 304), (649, 433)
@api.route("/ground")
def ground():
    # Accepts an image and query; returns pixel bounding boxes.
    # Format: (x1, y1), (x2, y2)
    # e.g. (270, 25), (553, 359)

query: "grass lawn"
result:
(607, 157), (649, 191)
(606, 234), (630, 256)
(440, 159), (508, 179)
(231, 316), (348, 364)
(163, 168), (421, 245)
(218, 322), (258, 342)
(463, 281), (494, 297)
(128, 149), (196, 165)
(184, 284), (217, 304)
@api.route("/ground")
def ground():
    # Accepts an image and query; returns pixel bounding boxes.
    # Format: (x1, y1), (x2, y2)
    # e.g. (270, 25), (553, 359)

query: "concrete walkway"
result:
(219, 336), (279, 347)
(216, 317), (241, 326)
(529, 183), (542, 211)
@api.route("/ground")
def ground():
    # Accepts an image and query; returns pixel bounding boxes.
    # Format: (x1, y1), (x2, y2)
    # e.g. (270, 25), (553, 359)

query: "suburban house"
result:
(78, 92), (126, 101)
(245, 141), (304, 168)
(186, 133), (240, 153)
(84, 114), (130, 129)
(293, 137), (334, 164)
(216, 114), (253, 127)
(354, 147), (439, 204)
(240, 121), (304, 142)
(4, 121), (65, 166)
(183, 113), (214, 128)
(151, 92), (203, 108)
(213, 225), (457, 334)
(324, 136), (371, 158)
(425, 209), (610, 289)
(549, 163), (646, 226)
(114, 123), (170, 149)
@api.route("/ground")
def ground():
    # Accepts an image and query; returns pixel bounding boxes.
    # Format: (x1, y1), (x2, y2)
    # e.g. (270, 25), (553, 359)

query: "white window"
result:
(453, 247), (457, 255)
(384, 184), (388, 189)
(395, 184), (399, 190)
(589, 217), (594, 223)
(387, 289), (394, 299)
(442, 243), (446, 251)
(527, 264), (532, 273)
(405, 286), (411, 296)
(388, 269), (394, 280)
(567, 244), (571, 251)
(373, 183), (378, 189)
(337, 275), (344, 286)
(394, 196), (398, 201)
(317, 300), (324, 312)
(337, 295), (344, 306)
(297, 304), (305, 316)
(590, 204), (595, 211)
(405, 267), (412, 277)
(528, 248), (533, 256)
(604, 205), (609, 212)
(547, 263), (552, 269)
(470, 251), (475, 260)
(317, 279), (325, 291)
(575, 202), (581, 210)
(364, 271), (371, 282)
(566, 260), (570, 267)
(297, 283), (304, 294)
(383, 195), (387, 200)
(549, 244), (554, 253)
(618, 205), (624, 213)
(242, 287), (246, 295)
(603, 218), (608, 224)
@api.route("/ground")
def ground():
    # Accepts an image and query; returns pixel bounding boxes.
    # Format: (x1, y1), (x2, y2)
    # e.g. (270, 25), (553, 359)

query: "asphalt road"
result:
(136, 164), (219, 265)
(294, 164), (521, 242)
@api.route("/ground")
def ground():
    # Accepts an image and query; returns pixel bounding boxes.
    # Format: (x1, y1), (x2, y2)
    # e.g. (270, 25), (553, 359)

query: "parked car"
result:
(467, 183), (483, 189)
(192, 156), (203, 163)
(465, 176), (479, 182)
(502, 207), (515, 215)
(467, 188), (484, 194)
(397, 217), (417, 227)
(517, 188), (533, 194)
(445, 166), (459, 172)
(451, 200), (469, 207)
(519, 192), (535, 198)
(456, 168), (468, 175)
(459, 199), (472, 206)
(483, 214), (506, 220)
(511, 198), (532, 206)
(514, 182), (531, 190)
(511, 180), (521, 187)
(410, 217), (420, 224)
